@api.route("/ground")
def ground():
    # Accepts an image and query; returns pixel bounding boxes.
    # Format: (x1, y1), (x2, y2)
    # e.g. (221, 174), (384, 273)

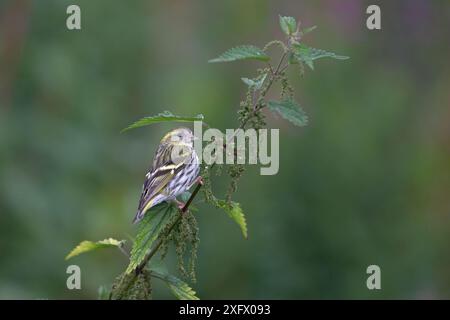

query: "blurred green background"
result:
(1, 0), (449, 299)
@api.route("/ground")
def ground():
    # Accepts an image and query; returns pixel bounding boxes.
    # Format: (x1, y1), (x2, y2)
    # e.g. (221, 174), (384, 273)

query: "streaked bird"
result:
(133, 127), (200, 223)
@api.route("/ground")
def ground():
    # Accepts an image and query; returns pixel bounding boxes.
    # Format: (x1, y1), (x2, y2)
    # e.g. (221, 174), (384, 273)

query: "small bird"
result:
(133, 127), (200, 223)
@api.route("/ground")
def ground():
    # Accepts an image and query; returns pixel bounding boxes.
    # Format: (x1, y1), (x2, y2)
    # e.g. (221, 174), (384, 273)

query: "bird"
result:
(133, 127), (201, 223)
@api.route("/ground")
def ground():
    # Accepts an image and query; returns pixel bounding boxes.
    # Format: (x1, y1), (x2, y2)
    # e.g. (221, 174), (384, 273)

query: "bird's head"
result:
(161, 127), (196, 147)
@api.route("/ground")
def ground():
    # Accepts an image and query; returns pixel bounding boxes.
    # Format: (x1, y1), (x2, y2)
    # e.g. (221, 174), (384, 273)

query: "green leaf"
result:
(288, 52), (299, 65)
(268, 99), (308, 127)
(241, 73), (267, 90)
(150, 269), (199, 300)
(125, 203), (178, 274)
(121, 111), (204, 132)
(209, 45), (270, 63)
(98, 285), (110, 300)
(292, 43), (349, 70)
(301, 25), (317, 35)
(218, 200), (247, 238)
(279, 15), (297, 35)
(241, 77), (255, 87)
(65, 238), (124, 260)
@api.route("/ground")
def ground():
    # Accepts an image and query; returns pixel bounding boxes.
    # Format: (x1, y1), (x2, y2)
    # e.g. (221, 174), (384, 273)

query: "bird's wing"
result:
(135, 143), (189, 220)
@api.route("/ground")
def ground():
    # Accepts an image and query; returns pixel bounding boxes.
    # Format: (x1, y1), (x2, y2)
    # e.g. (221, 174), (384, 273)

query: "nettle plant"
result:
(66, 16), (348, 300)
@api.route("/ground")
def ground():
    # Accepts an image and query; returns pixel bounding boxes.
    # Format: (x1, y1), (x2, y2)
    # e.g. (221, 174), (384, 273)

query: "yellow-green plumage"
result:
(133, 128), (200, 223)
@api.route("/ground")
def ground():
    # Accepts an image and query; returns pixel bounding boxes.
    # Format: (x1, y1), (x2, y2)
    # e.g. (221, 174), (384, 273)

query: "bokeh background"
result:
(1, 0), (449, 299)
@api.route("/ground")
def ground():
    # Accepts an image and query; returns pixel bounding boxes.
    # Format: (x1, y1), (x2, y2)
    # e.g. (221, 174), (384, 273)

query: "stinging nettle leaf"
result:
(209, 45), (270, 63)
(125, 203), (178, 274)
(301, 25), (317, 35)
(279, 15), (297, 35)
(241, 77), (255, 87)
(150, 269), (199, 300)
(218, 200), (247, 238)
(292, 43), (349, 70)
(121, 111), (204, 132)
(268, 99), (308, 127)
(65, 238), (124, 260)
(241, 73), (267, 90)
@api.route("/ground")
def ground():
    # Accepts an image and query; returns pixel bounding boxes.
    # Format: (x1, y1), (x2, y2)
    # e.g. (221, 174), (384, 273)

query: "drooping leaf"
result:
(150, 269), (199, 300)
(217, 200), (247, 238)
(268, 99), (308, 127)
(121, 111), (204, 132)
(209, 45), (270, 63)
(279, 15), (297, 35)
(125, 203), (178, 273)
(241, 73), (267, 90)
(292, 43), (349, 70)
(65, 238), (124, 260)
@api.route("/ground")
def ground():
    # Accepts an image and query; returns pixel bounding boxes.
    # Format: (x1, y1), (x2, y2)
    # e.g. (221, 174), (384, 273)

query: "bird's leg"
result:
(195, 175), (203, 186)
(174, 199), (186, 211)
(176, 176), (203, 214)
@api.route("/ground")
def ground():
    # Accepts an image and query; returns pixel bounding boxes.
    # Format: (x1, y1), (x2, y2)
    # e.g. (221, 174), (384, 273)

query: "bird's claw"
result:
(174, 199), (186, 213)
(175, 200), (185, 210)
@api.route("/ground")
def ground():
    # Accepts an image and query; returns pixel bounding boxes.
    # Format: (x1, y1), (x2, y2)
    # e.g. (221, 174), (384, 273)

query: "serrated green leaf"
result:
(121, 111), (204, 132)
(125, 203), (178, 273)
(279, 15), (297, 35)
(241, 73), (267, 90)
(292, 43), (349, 70)
(209, 45), (270, 63)
(268, 99), (308, 127)
(304, 57), (315, 70)
(65, 238), (124, 260)
(217, 200), (247, 238)
(150, 269), (199, 300)
(301, 25), (317, 35)
(241, 77), (255, 87)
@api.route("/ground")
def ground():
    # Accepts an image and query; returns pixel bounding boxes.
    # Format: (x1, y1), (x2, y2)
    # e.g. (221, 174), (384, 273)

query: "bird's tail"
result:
(133, 210), (145, 224)
(133, 208), (148, 224)
(132, 210), (144, 224)
(133, 198), (156, 224)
